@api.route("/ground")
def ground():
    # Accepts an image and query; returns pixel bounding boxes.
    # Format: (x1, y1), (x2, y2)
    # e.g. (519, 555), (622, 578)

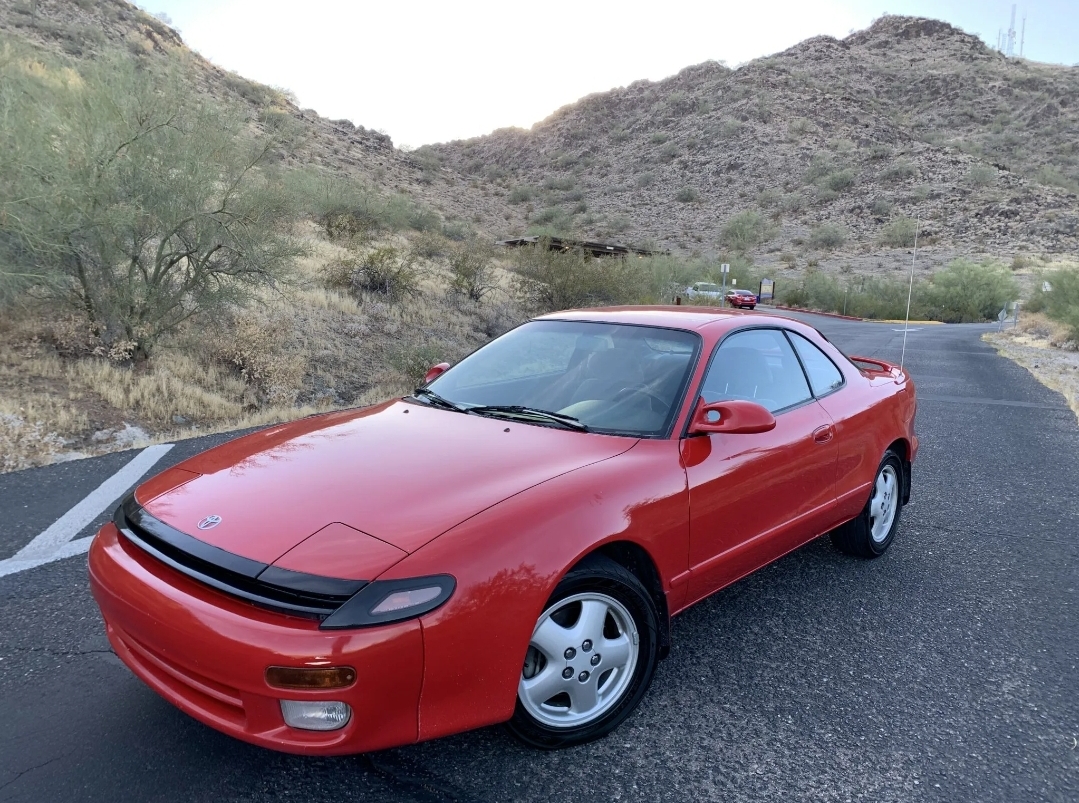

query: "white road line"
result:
(892, 327), (923, 332)
(0, 444), (173, 579)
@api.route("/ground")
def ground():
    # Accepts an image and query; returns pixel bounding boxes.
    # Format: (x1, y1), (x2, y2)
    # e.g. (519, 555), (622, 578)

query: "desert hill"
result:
(5, 4), (1076, 273)
(431, 16), (1079, 273)
(0, 0), (504, 236)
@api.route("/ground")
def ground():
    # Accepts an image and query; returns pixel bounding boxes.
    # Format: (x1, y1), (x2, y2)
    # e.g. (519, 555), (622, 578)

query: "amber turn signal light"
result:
(265, 666), (357, 690)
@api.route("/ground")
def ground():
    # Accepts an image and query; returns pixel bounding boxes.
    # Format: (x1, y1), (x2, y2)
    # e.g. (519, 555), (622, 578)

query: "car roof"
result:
(536, 305), (781, 332)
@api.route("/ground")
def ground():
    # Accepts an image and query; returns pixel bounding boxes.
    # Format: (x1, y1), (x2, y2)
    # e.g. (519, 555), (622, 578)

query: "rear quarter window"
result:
(787, 331), (845, 397)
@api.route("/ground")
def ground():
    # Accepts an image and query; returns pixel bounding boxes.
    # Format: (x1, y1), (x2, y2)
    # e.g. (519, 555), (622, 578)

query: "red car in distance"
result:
(89, 307), (917, 754)
(726, 289), (758, 309)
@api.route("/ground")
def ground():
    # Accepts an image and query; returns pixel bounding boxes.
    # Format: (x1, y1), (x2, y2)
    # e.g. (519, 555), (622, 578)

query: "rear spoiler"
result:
(849, 355), (906, 382)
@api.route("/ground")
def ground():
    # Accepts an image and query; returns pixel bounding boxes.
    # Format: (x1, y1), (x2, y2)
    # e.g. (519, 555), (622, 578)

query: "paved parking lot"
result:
(1, 315), (1076, 802)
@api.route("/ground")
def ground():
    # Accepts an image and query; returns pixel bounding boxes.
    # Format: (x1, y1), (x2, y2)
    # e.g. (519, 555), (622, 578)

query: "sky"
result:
(144, 0), (1079, 148)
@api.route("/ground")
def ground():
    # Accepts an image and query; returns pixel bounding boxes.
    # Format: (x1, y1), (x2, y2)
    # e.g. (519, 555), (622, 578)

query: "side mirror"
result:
(423, 362), (451, 385)
(688, 397), (776, 435)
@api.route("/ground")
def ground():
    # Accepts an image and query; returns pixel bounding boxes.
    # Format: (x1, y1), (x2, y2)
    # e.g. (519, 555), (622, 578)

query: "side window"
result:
(787, 332), (844, 397)
(700, 329), (812, 414)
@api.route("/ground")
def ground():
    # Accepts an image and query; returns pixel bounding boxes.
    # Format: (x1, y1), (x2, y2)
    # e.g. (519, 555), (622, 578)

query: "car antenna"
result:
(900, 219), (919, 371)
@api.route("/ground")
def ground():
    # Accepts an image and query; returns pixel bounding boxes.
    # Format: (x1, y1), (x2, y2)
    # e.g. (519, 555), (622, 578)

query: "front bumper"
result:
(89, 523), (424, 755)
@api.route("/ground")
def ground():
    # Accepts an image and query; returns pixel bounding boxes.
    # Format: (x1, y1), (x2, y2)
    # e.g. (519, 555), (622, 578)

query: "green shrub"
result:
(0, 47), (303, 356)
(920, 259), (1018, 323)
(868, 144), (893, 160)
(675, 187), (701, 203)
(781, 193), (806, 214)
(809, 223), (846, 250)
(967, 164), (996, 187)
(508, 185), (535, 203)
(510, 242), (638, 312)
(409, 231), (450, 260)
(879, 217), (919, 247)
(531, 206), (569, 226)
(722, 210), (774, 251)
(311, 180), (443, 238)
(870, 197), (894, 217)
(659, 142), (680, 162)
(822, 169), (856, 192)
(636, 172), (655, 188)
(448, 242), (497, 301)
(757, 188), (781, 208)
(804, 155), (836, 184)
(349, 246), (420, 300)
(441, 220), (472, 241)
(880, 161), (917, 182)
(1034, 165), (1079, 193)
(542, 176), (576, 191)
(1039, 268), (1079, 339)
(391, 343), (451, 386)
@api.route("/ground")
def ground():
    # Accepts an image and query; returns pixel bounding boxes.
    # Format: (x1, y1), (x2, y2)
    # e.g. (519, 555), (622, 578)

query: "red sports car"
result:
(726, 289), (758, 309)
(89, 307), (917, 754)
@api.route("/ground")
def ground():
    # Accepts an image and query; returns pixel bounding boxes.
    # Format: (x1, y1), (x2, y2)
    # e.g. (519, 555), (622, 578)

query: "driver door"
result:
(681, 328), (839, 604)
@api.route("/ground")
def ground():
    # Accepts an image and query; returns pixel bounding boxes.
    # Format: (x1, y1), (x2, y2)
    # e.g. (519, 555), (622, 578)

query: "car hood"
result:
(137, 400), (637, 567)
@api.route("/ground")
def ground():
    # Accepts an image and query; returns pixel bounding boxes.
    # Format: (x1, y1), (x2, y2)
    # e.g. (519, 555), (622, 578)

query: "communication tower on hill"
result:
(998, 5), (1026, 58)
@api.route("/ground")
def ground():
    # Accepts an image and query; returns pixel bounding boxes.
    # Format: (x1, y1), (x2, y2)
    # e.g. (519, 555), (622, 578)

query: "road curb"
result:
(773, 305), (864, 321)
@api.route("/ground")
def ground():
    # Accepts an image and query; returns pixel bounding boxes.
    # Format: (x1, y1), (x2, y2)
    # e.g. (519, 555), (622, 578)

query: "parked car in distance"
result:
(684, 281), (724, 302)
(726, 288), (758, 309)
(89, 306), (918, 755)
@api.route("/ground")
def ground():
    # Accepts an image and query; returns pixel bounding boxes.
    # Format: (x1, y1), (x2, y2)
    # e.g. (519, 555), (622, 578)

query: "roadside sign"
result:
(759, 278), (775, 301)
(1043, 281), (1053, 292)
(720, 263), (730, 273)
(997, 307), (1007, 322)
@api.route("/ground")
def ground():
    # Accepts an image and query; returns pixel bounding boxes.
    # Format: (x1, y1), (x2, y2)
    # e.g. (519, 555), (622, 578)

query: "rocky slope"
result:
(2, 4), (1076, 277)
(0, 0), (503, 234)
(431, 16), (1079, 271)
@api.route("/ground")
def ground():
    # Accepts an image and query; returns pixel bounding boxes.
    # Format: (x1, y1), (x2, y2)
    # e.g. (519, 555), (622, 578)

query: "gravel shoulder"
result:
(983, 329), (1079, 424)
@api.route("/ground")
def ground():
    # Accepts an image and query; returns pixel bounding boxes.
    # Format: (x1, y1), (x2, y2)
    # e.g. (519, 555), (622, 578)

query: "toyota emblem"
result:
(197, 515), (222, 530)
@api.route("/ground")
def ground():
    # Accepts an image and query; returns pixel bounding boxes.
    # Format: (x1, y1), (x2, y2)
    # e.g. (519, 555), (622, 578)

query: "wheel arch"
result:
(572, 540), (671, 660)
(885, 437), (912, 505)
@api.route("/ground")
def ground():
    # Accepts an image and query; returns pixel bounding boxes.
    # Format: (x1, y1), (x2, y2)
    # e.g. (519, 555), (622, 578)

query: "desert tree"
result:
(0, 43), (303, 357)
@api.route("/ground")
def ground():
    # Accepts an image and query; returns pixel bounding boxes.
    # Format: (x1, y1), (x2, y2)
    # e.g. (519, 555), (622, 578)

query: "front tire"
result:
(830, 451), (904, 558)
(507, 554), (659, 749)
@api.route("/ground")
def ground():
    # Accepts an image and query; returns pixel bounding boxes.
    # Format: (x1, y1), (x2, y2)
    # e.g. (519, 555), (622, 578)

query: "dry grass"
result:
(0, 227), (529, 473)
(1004, 310), (1076, 348)
(984, 312), (1079, 425)
(67, 355), (248, 426)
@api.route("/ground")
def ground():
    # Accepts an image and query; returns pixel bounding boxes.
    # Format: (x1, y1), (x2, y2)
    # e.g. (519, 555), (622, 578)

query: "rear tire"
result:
(507, 554), (659, 749)
(830, 451), (903, 558)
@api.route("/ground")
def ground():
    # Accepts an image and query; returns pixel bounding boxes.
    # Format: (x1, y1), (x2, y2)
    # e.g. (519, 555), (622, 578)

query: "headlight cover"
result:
(319, 574), (455, 630)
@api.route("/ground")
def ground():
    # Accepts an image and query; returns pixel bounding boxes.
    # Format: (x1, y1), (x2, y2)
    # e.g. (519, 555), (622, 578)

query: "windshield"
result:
(423, 320), (700, 437)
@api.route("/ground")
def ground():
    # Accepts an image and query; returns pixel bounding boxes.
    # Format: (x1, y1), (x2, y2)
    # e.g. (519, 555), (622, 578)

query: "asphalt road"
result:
(1, 316), (1076, 802)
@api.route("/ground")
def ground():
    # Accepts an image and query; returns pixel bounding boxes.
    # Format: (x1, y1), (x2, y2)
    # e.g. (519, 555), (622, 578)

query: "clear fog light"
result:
(279, 700), (352, 731)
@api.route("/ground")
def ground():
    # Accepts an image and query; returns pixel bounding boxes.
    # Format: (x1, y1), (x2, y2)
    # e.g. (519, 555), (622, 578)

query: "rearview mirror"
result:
(688, 397), (776, 435)
(423, 362), (451, 385)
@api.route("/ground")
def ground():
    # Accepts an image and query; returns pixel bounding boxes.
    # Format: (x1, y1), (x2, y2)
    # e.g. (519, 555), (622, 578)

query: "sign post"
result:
(759, 278), (775, 305)
(720, 263), (729, 308)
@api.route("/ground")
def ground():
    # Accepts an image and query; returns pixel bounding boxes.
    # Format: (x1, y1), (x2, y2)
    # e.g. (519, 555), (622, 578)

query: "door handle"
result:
(813, 425), (834, 444)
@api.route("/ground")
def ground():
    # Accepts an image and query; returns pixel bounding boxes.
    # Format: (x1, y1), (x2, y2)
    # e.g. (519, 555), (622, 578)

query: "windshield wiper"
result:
(466, 405), (589, 432)
(410, 387), (468, 413)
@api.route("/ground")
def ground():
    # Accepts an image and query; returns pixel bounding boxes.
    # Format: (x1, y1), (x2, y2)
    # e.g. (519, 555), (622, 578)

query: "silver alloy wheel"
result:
(869, 464), (899, 544)
(518, 592), (639, 729)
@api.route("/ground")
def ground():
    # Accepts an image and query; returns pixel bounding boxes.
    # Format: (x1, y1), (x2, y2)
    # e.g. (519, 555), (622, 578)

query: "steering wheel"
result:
(611, 385), (671, 414)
